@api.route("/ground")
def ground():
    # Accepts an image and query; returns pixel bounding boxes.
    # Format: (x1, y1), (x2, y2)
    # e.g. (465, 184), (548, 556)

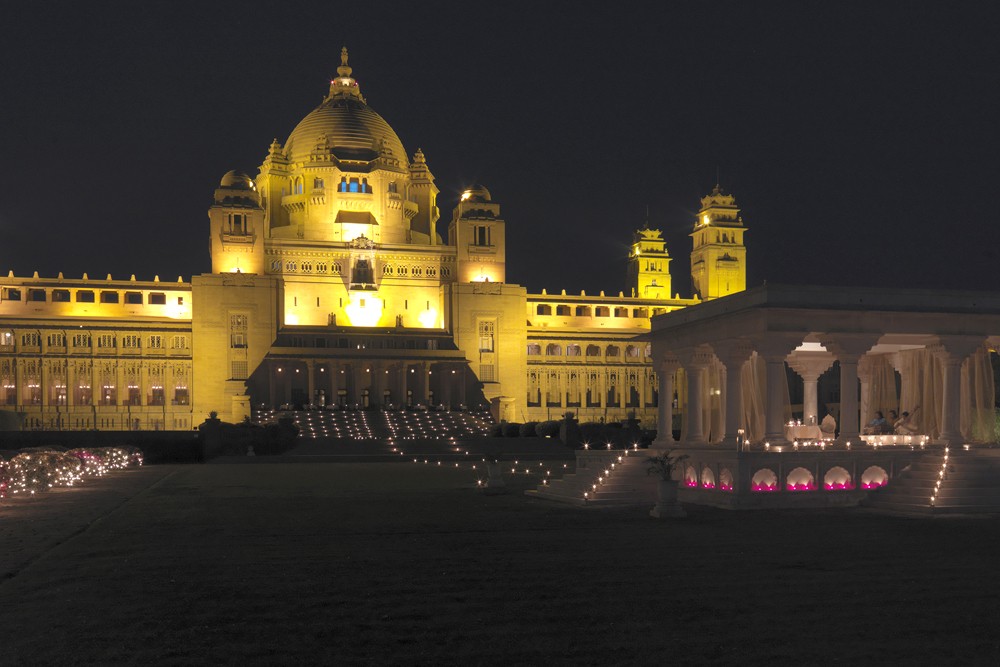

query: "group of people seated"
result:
(864, 406), (920, 435)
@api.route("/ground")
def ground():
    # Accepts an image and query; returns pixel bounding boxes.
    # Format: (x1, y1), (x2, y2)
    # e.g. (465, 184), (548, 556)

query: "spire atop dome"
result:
(327, 46), (365, 103)
(337, 46), (352, 78)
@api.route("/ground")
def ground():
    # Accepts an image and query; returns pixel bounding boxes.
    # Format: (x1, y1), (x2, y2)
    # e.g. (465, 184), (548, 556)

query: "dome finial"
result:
(338, 46), (352, 78)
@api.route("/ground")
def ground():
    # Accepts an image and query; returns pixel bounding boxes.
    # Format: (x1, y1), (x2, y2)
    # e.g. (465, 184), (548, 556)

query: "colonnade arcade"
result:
(647, 285), (1000, 450)
(259, 357), (471, 409)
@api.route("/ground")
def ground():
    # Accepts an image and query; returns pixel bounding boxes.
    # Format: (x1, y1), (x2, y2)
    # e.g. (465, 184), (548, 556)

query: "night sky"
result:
(2, 2), (998, 298)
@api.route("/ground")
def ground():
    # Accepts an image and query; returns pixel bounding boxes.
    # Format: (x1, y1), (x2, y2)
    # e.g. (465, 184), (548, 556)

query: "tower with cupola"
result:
(208, 171), (265, 274)
(448, 185), (507, 284)
(627, 225), (672, 299)
(689, 184), (747, 299)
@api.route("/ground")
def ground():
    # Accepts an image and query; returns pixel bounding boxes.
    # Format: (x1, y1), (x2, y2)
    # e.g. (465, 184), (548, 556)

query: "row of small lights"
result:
(1, 447), (143, 499)
(930, 446), (950, 506)
(255, 408), (492, 440)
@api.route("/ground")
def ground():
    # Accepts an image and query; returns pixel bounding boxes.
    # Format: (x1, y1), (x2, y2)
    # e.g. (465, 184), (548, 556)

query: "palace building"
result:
(0, 49), (747, 431)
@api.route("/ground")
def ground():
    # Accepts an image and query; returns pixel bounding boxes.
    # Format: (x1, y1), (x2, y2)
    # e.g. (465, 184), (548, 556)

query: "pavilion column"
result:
(787, 351), (835, 425)
(821, 334), (880, 444)
(712, 340), (754, 448)
(934, 336), (985, 446)
(651, 356), (680, 450)
(676, 347), (713, 446)
(857, 355), (873, 426)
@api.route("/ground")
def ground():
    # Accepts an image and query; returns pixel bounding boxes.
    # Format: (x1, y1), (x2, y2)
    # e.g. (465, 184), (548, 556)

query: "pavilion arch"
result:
(684, 465), (698, 487)
(614, 307), (629, 318)
(556, 305), (571, 317)
(545, 343), (562, 356)
(786, 467), (816, 491)
(751, 468), (778, 492)
(575, 305), (592, 317)
(700, 466), (716, 489)
(595, 306), (610, 317)
(861, 466), (889, 489)
(719, 468), (734, 491)
(536, 304), (552, 316)
(823, 466), (854, 490)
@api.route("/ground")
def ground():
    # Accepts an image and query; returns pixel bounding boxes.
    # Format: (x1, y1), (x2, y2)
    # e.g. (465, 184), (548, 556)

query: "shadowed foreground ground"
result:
(2, 462), (999, 665)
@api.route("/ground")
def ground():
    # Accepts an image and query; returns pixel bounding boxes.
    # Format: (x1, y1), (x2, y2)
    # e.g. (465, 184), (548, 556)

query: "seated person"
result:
(894, 407), (919, 435)
(864, 411), (889, 435)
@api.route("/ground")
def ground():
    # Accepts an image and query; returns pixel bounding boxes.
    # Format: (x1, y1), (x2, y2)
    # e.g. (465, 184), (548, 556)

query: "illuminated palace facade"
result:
(0, 50), (747, 431)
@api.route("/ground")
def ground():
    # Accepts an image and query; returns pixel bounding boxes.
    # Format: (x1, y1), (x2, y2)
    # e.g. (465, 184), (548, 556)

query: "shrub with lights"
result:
(1, 446), (143, 499)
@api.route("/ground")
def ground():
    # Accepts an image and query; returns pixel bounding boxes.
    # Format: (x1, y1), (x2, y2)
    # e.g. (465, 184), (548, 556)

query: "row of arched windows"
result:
(534, 304), (661, 318)
(527, 343), (649, 358)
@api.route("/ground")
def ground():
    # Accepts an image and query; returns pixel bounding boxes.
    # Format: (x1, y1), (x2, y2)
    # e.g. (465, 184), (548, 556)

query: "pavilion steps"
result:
(864, 451), (1000, 515)
(526, 451), (657, 507)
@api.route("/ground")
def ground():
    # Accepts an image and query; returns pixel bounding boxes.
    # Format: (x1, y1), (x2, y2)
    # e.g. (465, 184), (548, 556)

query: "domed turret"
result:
(220, 170), (255, 190)
(460, 185), (492, 203)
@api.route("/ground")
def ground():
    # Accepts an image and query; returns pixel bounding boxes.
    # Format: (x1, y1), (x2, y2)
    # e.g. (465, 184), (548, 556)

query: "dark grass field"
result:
(2, 462), (999, 666)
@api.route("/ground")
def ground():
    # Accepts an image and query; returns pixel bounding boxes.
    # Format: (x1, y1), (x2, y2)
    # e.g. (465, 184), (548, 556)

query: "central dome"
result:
(283, 50), (408, 166)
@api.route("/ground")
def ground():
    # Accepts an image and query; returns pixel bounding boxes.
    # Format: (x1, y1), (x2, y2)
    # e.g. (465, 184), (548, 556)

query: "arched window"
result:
(294, 177), (303, 195)
(614, 307), (628, 318)
(595, 306), (610, 317)
(527, 344), (541, 356)
(575, 305), (591, 317)
(586, 345), (601, 357)
(313, 178), (324, 189)
(338, 177), (348, 192)
(349, 178), (360, 193)
(536, 304), (552, 316)
(625, 345), (640, 358)
(632, 307), (648, 318)
(605, 345), (620, 357)
(383, 264), (393, 275)
(566, 344), (581, 357)
(361, 178), (371, 194)
(545, 344), (562, 356)
(556, 305), (571, 316)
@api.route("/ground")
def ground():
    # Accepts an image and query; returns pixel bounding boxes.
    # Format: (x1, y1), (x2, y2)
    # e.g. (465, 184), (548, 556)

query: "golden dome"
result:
(283, 49), (408, 166)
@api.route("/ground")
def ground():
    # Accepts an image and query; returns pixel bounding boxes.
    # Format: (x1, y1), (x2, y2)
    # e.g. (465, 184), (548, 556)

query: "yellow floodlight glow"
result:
(702, 214), (710, 226)
(284, 312), (300, 325)
(345, 292), (383, 326)
(417, 307), (438, 328)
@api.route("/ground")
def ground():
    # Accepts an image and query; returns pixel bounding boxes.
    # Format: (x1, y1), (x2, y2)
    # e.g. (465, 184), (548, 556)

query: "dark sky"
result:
(2, 2), (998, 297)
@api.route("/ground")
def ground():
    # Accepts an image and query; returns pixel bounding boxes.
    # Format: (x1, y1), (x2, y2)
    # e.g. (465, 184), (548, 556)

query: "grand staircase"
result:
(526, 449), (657, 507)
(864, 448), (1000, 515)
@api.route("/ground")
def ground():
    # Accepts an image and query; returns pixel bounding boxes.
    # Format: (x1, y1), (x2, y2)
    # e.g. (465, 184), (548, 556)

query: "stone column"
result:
(712, 340), (754, 448)
(67, 360), (76, 408)
(857, 355), (873, 426)
(306, 360), (316, 406)
(821, 334), (880, 444)
(40, 359), (48, 407)
(676, 347), (713, 446)
(651, 356), (680, 450)
(934, 336), (985, 445)
(787, 351), (835, 425)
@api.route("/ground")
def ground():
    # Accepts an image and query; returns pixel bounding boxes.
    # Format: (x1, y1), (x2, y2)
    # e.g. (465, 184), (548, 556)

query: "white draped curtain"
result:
(737, 352), (790, 443)
(864, 354), (899, 425)
(961, 345), (995, 442)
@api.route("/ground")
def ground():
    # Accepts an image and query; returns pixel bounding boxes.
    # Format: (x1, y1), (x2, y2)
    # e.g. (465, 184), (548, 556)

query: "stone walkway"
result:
(2, 462), (999, 665)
